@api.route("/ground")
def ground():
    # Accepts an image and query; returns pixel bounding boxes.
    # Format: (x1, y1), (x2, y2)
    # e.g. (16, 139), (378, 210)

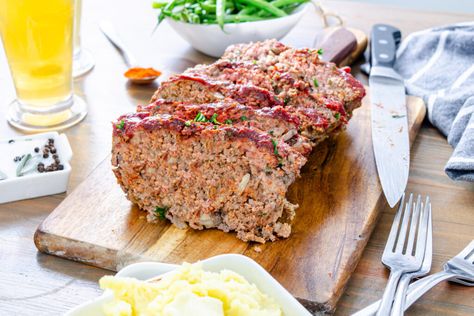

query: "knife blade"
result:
(369, 24), (409, 208)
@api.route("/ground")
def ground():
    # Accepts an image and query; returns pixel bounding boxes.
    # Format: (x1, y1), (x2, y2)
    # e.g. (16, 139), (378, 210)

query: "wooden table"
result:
(0, 0), (472, 314)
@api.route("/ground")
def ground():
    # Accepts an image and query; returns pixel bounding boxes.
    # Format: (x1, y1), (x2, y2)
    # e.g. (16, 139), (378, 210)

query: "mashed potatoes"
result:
(100, 263), (283, 316)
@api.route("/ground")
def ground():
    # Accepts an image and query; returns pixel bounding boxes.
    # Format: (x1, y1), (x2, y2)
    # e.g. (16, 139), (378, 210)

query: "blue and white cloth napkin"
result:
(394, 22), (474, 181)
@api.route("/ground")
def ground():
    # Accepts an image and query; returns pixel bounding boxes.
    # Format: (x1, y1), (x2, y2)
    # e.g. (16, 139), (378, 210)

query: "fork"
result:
(353, 239), (474, 316)
(390, 197), (431, 315)
(375, 193), (430, 316)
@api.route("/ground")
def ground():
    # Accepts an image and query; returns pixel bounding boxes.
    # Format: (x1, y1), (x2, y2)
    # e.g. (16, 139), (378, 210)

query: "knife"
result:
(369, 24), (409, 208)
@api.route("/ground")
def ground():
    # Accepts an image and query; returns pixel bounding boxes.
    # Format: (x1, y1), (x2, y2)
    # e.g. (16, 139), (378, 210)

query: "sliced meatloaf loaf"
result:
(112, 40), (366, 243)
(112, 111), (307, 243)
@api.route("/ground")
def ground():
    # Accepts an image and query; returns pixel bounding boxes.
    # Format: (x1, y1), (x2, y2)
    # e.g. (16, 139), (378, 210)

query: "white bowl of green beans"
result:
(153, 0), (310, 57)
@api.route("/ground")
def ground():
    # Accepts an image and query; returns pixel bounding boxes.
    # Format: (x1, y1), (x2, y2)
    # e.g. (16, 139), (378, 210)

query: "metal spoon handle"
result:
(99, 21), (137, 68)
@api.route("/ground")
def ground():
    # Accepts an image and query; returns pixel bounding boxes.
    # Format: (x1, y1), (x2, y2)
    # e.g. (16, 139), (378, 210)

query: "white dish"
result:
(0, 132), (72, 204)
(66, 254), (311, 316)
(167, 4), (310, 57)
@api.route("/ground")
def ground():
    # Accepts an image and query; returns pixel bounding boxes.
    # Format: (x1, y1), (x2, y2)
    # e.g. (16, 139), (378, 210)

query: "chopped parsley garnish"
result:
(271, 139), (283, 168)
(335, 113), (341, 119)
(155, 206), (169, 220)
(284, 96), (291, 105)
(184, 120), (192, 127)
(224, 119), (233, 124)
(116, 120), (125, 130)
(252, 59), (257, 65)
(240, 115), (249, 121)
(313, 78), (319, 88)
(271, 139), (279, 156)
(210, 113), (222, 125)
(194, 112), (207, 122)
(317, 48), (324, 55)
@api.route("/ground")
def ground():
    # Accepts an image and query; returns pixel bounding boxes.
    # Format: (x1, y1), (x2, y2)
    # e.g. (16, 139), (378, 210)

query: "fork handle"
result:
(352, 271), (456, 316)
(390, 273), (412, 316)
(376, 269), (403, 316)
(404, 271), (456, 307)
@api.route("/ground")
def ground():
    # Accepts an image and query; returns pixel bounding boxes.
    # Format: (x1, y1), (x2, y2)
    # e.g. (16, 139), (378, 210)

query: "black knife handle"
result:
(370, 24), (401, 68)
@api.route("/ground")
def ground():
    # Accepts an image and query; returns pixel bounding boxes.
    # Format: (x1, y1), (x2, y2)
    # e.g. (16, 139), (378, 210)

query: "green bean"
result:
(200, 3), (216, 12)
(216, 0), (226, 29)
(157, 0), (182, 23)
(257, 10), (272, 17)
(152, 1), (168, 9)
(236, 0), (287, 17)
(237, 6), (257, 15)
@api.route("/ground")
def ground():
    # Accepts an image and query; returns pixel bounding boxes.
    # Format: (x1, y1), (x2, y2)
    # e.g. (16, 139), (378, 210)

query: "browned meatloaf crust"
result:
(112, 111), (307, 243)
(112, 40), (366, 243)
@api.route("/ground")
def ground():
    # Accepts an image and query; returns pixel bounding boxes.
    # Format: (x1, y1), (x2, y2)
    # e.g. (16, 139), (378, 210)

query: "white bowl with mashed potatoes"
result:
(66, 254), (311, 316)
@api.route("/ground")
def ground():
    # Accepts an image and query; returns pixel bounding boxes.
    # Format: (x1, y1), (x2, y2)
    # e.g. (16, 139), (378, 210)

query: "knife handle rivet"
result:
(379, 53), (389, 59)
(378, 39), (388, 45)
(378, 25), (387, 31)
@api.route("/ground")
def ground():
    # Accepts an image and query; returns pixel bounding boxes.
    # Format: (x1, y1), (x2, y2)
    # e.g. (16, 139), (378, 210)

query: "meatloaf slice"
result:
(112, 111), (307, 243)
(139, 100), (312, 155)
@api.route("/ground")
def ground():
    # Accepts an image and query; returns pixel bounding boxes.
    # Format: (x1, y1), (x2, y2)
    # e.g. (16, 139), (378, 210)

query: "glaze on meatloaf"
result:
(112, 111), (307, 243)
(112, 40), (366, 243)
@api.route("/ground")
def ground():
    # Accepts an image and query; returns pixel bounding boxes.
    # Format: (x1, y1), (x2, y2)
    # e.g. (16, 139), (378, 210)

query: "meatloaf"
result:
(112, 40), (366, 243)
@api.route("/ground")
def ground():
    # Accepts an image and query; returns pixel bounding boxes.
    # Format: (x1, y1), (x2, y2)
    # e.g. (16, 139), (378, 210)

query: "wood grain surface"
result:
(0, 1), (473, 315)
(34, 93), (426, 313)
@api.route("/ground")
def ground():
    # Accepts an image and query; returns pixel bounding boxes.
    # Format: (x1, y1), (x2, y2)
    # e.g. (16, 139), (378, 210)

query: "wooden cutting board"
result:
(34, 92), (425, 314)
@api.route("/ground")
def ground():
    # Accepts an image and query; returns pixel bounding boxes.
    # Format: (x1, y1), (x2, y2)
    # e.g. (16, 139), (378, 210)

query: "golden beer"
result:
(0, 0), (87, 131)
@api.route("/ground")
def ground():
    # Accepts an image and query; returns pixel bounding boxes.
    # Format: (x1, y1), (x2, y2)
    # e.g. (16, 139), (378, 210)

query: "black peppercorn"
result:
(52, 154), (59, 159)
(48, 138), (54, 144)
(58, 164), (64, 170)
(54, 158), (60, 164)
(8, 139), (14, 144)
(43, 153), (49, 159)
(37, 163), (45, 173)
(50, 147), (57, 154)
(34, 147), (40, 153)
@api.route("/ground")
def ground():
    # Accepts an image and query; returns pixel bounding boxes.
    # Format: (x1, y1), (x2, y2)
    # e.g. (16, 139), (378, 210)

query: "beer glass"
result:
(0, 0), (87, 132)
(73, 0), (94, 77)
